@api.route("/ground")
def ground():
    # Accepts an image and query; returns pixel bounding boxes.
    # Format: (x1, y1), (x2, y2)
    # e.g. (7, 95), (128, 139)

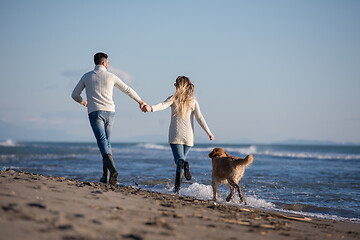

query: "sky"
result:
(0, 0), (359, 144)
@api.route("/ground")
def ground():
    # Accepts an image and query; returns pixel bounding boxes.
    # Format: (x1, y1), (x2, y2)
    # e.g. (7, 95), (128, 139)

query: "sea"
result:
(0, 139), (359, 223)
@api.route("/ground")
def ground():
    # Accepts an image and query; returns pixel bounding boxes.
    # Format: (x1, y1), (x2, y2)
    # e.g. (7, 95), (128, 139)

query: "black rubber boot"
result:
(184, 161), (192, 180)
(174, 171), (184, 194)
(99, 157), (110, 183)
(104, 154), (118, 186)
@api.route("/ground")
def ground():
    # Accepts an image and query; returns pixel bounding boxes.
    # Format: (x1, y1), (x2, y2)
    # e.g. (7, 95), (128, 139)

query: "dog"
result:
(208, 148), (253, 204)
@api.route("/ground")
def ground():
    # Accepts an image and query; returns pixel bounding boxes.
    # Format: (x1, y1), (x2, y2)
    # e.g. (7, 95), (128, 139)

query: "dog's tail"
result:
(234, 154), (253, 167)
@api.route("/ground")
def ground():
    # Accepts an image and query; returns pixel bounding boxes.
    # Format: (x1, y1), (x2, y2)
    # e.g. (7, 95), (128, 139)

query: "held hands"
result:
(139, 100), (152, 113)
(139, 100), (146, 112)
(142, 105), (152, 113)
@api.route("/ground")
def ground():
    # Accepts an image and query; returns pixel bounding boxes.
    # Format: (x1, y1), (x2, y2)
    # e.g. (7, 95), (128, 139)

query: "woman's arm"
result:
(194, 100), (214, 140)
(150, 96), (173, 112)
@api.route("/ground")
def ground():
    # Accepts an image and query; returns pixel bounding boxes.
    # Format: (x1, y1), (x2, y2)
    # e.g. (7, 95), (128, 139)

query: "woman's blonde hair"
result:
(171, 76), (195, 117)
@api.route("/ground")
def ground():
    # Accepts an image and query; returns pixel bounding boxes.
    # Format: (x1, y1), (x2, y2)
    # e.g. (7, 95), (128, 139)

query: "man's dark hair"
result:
(94, 52), (108, 65)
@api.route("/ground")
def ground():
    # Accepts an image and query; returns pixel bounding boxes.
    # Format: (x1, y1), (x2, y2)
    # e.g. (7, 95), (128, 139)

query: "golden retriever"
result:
(208, 148), (253, 204)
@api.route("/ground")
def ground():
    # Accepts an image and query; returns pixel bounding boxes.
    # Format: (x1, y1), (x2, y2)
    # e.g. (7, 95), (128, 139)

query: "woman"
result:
(144, 76), (214, 193)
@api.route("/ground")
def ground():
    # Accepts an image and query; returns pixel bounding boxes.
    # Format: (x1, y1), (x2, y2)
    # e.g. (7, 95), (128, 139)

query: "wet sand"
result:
(0, 169), (359, 240)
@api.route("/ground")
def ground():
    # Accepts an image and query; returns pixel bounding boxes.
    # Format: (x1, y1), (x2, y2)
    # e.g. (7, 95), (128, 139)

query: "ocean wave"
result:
(139, 143), (171, 151)
(0, 139), (19, 147)
(221, 146), (360, 160)
(258, 151), (360, 160)
(276, 202), (360, 222)
(190, 147), (215, 153)
(223, 145), (258, 155)
(0, 154), (17, 161)
(278, 208), (360, 223)
(282, 202), (331, 212)
(180, 183), (213, 200)
(177, 145), (258, 155)
(179, 183), (275, 209)
(154, 182), (359, 223)
(6, 153), (96, 161)
(137, 143), (360, 160)
(1, 166), (21, 170)
(193, 146), (360, 160)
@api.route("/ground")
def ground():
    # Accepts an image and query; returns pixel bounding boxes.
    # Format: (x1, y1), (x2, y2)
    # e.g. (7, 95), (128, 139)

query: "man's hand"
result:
(139, 100), (146, 112)
(209, 134), (215, 141)
(82, 100), (88, 107)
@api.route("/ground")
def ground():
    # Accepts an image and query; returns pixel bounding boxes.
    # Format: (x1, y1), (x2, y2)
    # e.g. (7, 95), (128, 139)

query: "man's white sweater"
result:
(152, 96), (212, 147)
(72, 65), (141, 113)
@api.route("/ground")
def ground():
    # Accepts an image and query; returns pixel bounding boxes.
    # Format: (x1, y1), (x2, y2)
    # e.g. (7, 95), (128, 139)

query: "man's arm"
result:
(71, 78), (87, 107)
(113, 75), (142, 101)
(113, 74), (147, 111)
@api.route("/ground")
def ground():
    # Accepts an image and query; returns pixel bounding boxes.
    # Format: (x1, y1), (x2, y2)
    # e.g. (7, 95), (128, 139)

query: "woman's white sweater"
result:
(151, 96), (212, 147)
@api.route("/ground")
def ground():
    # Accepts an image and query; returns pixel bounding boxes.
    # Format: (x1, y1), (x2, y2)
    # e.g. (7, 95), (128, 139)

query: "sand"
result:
(0, 170), (359, 240)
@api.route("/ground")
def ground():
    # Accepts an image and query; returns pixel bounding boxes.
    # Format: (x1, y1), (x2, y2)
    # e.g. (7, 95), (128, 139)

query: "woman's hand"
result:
(209, 134), (215, 141)
(142, 105), (152, 113)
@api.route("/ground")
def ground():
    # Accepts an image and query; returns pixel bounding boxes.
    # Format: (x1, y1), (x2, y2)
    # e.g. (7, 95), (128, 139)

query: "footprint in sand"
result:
(57, 224), (73, 230)
(145, 217), (174, 231)
(123, 233), (144, 240)
(90, 190), (103, 194)
(91, 219), (102, 225)
(2, 203), (19, 212)
(27, 203), (46, 209)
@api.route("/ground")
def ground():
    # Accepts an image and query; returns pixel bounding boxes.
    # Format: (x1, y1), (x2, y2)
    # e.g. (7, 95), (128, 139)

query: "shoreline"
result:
(0, 170), (359, 240)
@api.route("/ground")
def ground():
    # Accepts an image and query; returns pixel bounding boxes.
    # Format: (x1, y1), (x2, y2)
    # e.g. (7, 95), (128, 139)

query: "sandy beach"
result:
(0, 169), (359, 240)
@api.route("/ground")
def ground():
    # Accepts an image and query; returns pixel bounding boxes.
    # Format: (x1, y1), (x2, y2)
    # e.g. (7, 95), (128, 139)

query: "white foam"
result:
(241, 195), (275, 209)
(190, 147), (215, 153)
(0, 139), (19, 147)
(0, 154), (16, 161)
(191, 145), (257, 155)
(179, 183), (275, 209)
(180, 183), (213, 200)
(210, 145), (360, 160)
(137, 144), (360, 160)
(2, 166), (21, 170)
(220, 146), (360, 160)
(225, 145), (258, 155)
(174, 183), (359, 222)
(137, 144), (258, 156)
(260, 150), (360, 160)
(139, 143), (171, 151)
(277, 209), (360, 223)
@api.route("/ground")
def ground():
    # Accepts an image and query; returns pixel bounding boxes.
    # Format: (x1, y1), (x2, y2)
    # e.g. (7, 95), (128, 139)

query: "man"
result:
(72, 52), (146, 185)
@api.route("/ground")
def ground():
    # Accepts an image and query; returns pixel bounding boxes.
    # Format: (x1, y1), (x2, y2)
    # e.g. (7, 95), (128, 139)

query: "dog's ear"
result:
(208, 150), (214, 158)
(225, 151), (230, 157)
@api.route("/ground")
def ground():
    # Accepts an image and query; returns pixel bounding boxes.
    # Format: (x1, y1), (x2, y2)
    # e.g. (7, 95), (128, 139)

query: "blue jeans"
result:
(88, 111), (115, 157)
(170, 144), (191, 173)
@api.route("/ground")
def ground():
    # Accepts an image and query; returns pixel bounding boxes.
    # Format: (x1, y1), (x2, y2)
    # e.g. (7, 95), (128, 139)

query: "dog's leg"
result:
(212, 181), (218, 201)
(226, 185), (235, 202)
(228, 179), (246, 205)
